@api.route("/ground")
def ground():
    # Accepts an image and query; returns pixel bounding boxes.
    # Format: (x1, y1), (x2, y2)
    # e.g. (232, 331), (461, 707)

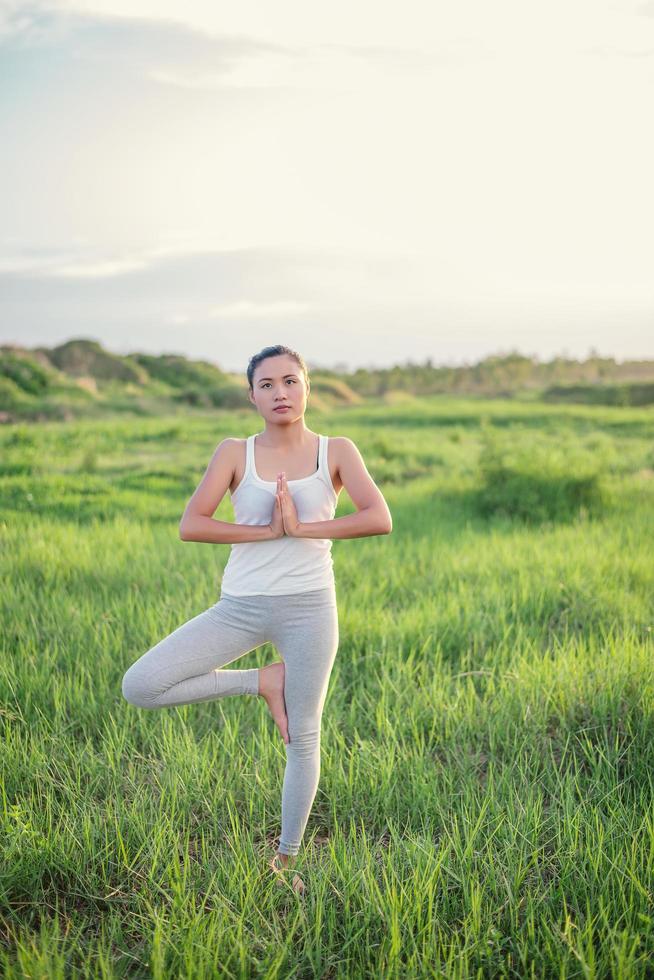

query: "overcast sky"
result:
(1, 0), (653, 372)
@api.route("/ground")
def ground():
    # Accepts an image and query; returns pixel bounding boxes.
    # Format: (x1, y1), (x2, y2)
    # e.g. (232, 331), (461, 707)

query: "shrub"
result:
(129, 353), (228, 389)
(475, 426), (609, 523)
(542, 382), (654, 407)
(0, 376), (30, 408)
(0, 353), (52, 396)
(48, 339), (145, 383)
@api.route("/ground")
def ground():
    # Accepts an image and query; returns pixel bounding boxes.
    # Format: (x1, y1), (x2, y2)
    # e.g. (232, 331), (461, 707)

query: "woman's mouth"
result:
(274, 406), (291, 412)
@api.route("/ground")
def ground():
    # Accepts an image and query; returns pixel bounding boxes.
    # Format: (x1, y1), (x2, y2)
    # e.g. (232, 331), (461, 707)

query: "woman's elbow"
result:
(375, 508), (393, 534)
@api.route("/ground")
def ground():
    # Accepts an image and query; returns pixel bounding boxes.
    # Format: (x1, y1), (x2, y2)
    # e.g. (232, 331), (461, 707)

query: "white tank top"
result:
(220, 432), (338, 597)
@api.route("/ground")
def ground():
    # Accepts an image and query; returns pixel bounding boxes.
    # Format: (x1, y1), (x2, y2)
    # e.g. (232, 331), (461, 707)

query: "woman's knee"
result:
(285, 722), (321, 755)
(121, 663), (159, 709)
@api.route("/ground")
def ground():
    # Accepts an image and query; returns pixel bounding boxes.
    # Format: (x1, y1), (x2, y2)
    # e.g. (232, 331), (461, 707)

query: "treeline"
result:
(334, 351), (654, 401)
(2, 339), (654, 423)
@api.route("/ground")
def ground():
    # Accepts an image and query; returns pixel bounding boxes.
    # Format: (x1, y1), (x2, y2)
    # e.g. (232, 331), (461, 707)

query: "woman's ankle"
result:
(276, 851), (296, 868)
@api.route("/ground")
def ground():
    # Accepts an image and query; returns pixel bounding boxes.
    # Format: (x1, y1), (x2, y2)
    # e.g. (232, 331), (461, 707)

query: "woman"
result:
(121, 344), (393, 896)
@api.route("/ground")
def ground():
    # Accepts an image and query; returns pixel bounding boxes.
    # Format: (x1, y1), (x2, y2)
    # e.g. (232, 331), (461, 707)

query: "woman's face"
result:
(249, 354), (309, 422)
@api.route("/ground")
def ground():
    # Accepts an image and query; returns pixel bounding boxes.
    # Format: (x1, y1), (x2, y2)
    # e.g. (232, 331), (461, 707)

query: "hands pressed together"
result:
(269, 472), (303, 538)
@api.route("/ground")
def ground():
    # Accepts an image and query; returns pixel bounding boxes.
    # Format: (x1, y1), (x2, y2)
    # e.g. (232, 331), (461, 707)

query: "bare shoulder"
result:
(212, 436), (244, 458)
(204, 437), (243, 478)
(213, 437), (247, 492)
(326, 437), (368, 489)
(328, 435), (363, 463)
(326, 435), (389, 516)
(180, 436), (245, 524)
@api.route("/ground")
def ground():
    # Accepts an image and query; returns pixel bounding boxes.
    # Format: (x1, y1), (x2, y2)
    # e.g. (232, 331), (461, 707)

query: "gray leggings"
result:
(121, 585), (339, 856)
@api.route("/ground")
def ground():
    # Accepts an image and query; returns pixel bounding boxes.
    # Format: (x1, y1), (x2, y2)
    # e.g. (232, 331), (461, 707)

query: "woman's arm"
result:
(179, 440), (276, 544)
(180, 515), (275, 544)
(296, 437), (392, 540)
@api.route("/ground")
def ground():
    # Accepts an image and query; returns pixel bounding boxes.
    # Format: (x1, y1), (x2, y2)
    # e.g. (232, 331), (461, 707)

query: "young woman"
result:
(121, 344), (393, 896)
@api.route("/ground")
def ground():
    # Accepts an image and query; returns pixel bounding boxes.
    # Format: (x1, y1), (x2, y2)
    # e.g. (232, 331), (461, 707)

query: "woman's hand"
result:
(277, 473), (303, 537)
(268, 487), (285, 539)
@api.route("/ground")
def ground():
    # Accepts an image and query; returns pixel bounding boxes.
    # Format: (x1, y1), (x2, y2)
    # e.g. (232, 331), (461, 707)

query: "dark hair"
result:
(247, 344), (309, 391)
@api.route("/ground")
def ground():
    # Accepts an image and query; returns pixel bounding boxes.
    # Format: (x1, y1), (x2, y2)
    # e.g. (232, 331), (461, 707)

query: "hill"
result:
(0, 338), (362, 423)
(2, 339), (654, 423)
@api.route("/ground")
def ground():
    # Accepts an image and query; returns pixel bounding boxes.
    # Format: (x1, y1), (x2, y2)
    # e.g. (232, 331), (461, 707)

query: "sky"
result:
(1, 0), (653, 373)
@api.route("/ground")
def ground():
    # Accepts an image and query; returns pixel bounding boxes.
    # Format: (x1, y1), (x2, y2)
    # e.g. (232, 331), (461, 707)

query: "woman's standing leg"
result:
(268, 588), (340, 857)
(121, 595), (264, 708)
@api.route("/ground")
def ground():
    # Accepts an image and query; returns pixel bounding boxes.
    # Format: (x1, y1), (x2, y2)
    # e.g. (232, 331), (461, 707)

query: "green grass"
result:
(1, 397), (654, 977)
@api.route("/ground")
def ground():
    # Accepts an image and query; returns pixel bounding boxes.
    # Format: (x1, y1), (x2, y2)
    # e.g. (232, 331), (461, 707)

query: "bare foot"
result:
(258, 661), (289, 745)
(269, 853), (306, 896)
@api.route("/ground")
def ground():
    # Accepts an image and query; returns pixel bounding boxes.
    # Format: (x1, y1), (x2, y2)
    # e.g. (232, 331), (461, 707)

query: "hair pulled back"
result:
(246, 344), (309, 391)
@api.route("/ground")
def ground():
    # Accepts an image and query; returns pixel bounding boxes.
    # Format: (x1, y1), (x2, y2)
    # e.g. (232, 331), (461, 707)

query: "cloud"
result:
(207, 300), (313, 319)
(0, 243), (181, 278)
(334, 39), (491, 71)
(0, 3), (297, 90)
(141, 40), (471, 92)
(2, 240), (653, 368)
(0, 243), (353, 310)
(0, 2), (457, 95)
(0, 2), (58, 43)
(46, 257), (155, 278)
(581, 42), (654, 58)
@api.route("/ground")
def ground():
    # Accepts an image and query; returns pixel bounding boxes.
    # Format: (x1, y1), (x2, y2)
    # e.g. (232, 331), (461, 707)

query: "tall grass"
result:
(1, 398), (653, 977)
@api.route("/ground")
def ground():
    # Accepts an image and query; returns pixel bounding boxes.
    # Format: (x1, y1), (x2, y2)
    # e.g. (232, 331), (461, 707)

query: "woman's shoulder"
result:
(215, 435), (249, 448)
(325, 434), (358, 450)
(323, 435), (362, 470)
(209, 436), (247, 464)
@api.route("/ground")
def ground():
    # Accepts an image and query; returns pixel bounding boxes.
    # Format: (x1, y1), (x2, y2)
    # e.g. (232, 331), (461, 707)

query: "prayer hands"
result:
(276, 473), (303, 537)
(269, 491), (285, 539)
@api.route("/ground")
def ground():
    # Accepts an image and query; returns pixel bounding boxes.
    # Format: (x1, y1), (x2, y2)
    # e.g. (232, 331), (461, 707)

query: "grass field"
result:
(1, 397), (653, 977)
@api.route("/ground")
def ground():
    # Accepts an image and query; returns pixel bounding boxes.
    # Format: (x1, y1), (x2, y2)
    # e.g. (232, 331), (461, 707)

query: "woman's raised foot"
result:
(258, 661), (289, 745)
